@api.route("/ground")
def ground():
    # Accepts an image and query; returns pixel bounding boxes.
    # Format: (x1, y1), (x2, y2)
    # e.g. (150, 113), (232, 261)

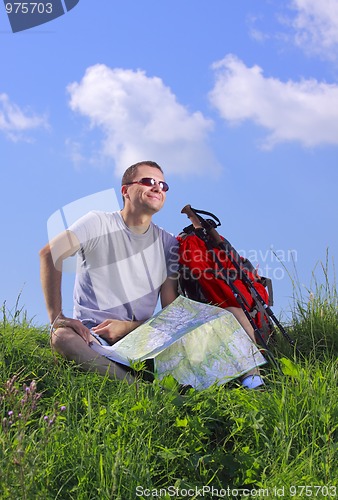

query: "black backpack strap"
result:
(189, 207), (222, 227)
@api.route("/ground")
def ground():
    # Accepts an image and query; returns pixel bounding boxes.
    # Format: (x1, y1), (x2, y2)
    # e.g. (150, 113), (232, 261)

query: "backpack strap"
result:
(259, 276), (274, 306)
(190, 208), (221, 227)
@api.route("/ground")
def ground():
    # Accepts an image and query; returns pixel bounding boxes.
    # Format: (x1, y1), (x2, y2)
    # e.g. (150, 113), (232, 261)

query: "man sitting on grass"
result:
(39, 160), (264, 389)
(39, 161), (179, 383)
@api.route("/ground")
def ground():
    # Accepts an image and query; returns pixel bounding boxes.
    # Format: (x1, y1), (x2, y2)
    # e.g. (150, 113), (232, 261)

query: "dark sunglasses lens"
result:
(139, 178), (169, 192)
(139, 178), (154, 186)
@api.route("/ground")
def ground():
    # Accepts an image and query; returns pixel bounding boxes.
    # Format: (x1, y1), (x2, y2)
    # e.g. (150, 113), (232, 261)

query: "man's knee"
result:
(51, 327), (79, 354)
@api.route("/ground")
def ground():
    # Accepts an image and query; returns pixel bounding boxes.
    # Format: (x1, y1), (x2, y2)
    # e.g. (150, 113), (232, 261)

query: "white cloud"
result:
(67, 64), (220, 176)
(290, 0), (338, 57)
(248, 1), (338, 59)
(0, 93), (48, 141)
(209, 54), (338, 149)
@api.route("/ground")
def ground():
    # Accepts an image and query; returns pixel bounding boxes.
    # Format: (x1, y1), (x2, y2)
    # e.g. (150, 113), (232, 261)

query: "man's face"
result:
(122, 165), (168, 214)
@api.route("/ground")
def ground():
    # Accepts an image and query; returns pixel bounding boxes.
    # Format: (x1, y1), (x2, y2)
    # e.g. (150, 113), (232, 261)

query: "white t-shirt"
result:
(68, 210), (179, 325)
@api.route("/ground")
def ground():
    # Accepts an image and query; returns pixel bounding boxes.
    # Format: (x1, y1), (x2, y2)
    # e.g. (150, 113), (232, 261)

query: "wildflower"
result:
(29, 380), (37, 392)
(60, 405), (66, 412)
(48, 415), (56, 426)
(8, 410), (13, 416)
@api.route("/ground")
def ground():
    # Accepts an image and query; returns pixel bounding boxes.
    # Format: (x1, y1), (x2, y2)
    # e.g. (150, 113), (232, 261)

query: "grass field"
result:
(1, 267), (337, 499)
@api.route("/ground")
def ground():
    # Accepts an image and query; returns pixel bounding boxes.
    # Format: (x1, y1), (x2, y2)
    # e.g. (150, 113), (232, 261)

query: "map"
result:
(90, 295), (266, 389)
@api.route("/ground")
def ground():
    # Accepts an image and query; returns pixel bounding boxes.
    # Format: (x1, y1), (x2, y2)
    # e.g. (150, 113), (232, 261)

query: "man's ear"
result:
(121, 185), (129, 201)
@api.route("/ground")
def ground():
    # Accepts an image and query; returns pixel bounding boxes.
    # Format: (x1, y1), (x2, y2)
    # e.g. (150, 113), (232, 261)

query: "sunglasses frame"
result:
(124, 177), (169, 192)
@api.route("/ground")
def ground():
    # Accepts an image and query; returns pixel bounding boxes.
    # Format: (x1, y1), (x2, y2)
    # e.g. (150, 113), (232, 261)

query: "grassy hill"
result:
(1, 277), (338, 499)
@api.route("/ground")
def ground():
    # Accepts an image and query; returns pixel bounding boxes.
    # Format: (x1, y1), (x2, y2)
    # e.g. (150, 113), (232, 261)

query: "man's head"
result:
(121, 161), (163, 187)
(121, 161), (168, 214)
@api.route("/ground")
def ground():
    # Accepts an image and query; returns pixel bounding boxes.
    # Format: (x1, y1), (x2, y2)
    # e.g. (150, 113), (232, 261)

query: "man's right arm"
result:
(39, 229), (80, 321)
(39, 230), (91, 341)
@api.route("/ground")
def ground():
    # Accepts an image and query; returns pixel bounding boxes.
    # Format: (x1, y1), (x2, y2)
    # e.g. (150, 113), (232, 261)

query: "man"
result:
(39, 161), (179, 383)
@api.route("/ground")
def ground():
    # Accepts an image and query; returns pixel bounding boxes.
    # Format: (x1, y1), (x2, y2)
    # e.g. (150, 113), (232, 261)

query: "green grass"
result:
(1, 269), (338, 500)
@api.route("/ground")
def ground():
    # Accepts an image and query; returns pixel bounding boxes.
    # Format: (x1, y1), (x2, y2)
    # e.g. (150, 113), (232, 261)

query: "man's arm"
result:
(160, 275), (179, 308)
(39, 230), (92, 343)
(39, 229), (80, 321)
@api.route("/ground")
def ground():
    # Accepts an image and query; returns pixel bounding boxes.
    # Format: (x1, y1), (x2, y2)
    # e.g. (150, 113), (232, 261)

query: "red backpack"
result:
(178, 206), (298, 355)
(178, 232), (272, 339)
(178, 206), (275, 346)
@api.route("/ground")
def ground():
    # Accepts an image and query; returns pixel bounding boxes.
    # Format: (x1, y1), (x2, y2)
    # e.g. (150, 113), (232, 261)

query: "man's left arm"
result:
(160, 275), (179, 308)
(160, 235), (180, 308)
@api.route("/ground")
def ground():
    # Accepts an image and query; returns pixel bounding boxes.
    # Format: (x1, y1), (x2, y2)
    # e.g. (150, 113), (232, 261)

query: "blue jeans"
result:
(81, 320), (111, 347)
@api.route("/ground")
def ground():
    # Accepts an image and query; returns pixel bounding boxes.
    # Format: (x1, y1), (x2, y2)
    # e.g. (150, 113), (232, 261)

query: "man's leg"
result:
(51, 327), (135, 383)
(226, 306), (256, 343)
(226, 306), (264, 388)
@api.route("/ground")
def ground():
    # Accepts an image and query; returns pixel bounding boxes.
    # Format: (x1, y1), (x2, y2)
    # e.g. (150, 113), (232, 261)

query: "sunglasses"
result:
(125, 177), (169, 192)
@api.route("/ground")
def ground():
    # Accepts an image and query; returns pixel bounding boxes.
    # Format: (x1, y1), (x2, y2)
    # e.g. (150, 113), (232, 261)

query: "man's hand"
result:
(92, 319), (142, 345)
(52, 316), (92, 345)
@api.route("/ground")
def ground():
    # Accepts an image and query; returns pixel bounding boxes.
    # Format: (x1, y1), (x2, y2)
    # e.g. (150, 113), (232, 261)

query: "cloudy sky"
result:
(1, 0), (337, 326)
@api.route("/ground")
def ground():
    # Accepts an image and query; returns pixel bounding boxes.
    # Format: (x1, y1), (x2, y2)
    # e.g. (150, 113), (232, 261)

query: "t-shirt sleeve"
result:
(67, 211), (104, 254)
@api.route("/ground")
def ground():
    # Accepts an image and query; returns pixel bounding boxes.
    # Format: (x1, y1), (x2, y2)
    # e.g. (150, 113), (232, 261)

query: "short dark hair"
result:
(121, 161), (163, 186)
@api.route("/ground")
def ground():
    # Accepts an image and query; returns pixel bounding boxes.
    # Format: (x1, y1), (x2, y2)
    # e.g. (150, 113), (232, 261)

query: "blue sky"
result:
(1, 0), (337, 327)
